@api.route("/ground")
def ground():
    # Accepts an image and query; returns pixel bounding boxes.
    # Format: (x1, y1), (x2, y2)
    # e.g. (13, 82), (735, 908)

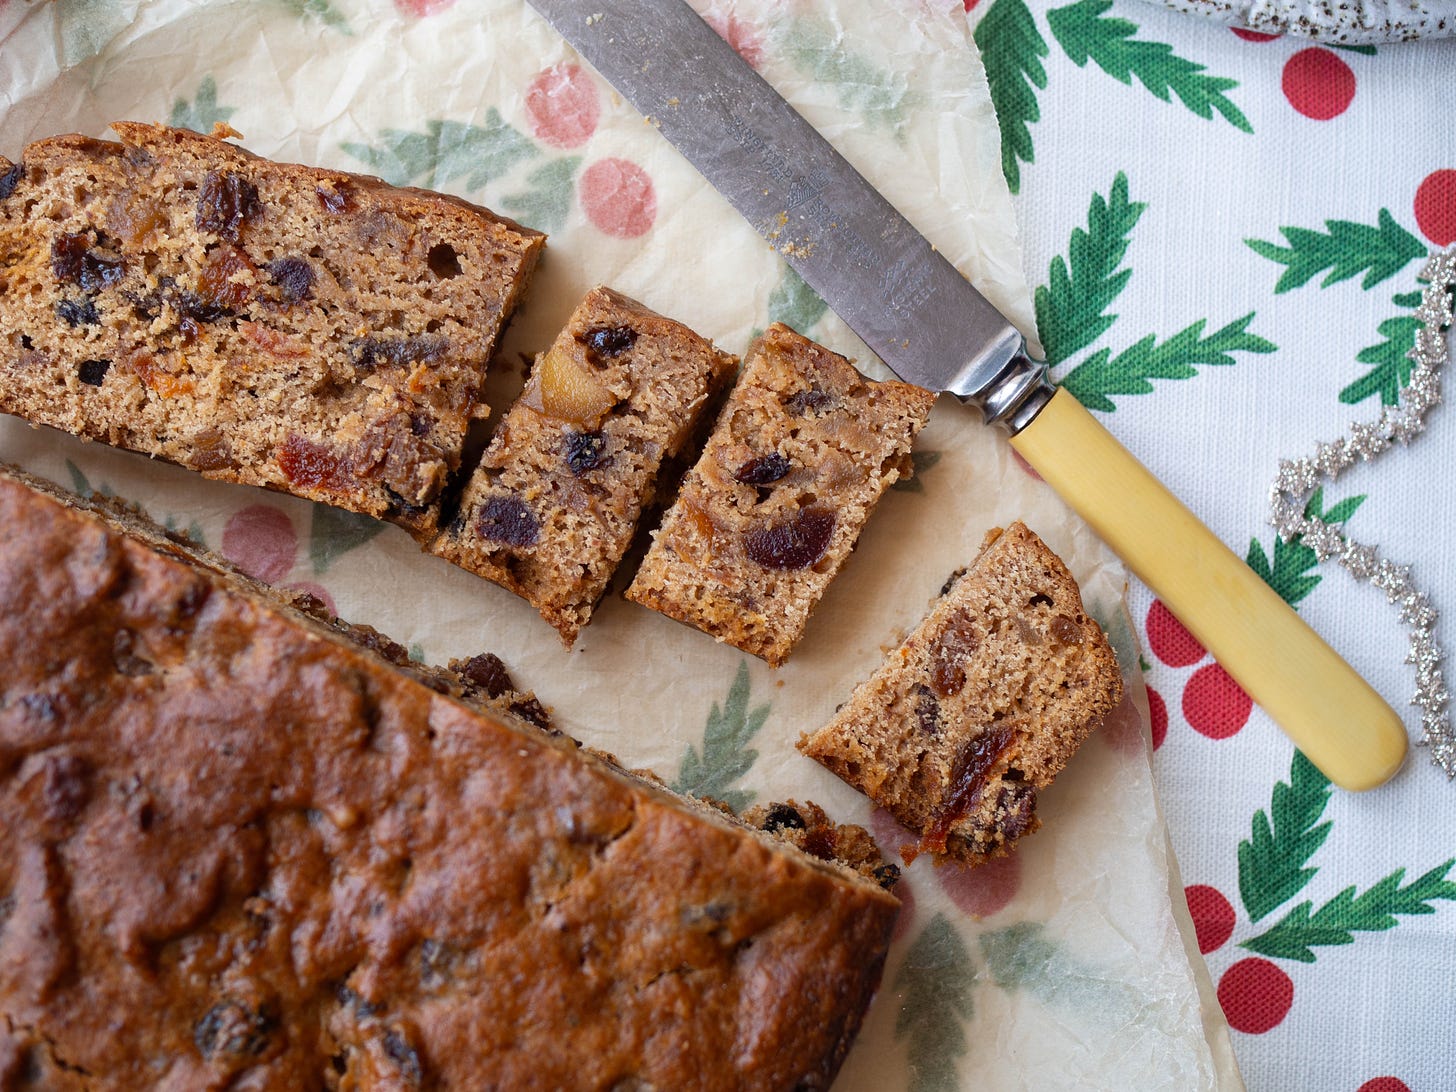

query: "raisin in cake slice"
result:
(0, 123), (543, 540)
(626, 322), (936, 666)
(431, 287), (736, 646)
(798, 523), (1123, 866)
(0, 464), (897, 1090)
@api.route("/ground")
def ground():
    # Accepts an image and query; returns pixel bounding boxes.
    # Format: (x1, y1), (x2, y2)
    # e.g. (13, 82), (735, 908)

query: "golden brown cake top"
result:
(0, 467), (897, 1091)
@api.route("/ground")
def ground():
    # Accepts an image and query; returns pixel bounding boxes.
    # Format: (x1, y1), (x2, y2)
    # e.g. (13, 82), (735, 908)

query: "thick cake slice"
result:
(0, 465), (898, 1090)
(431, 287), (737, 646)
(798, 523), (1123, 866)
(0, 123), (544, 539)
(626, 323), (937, 666)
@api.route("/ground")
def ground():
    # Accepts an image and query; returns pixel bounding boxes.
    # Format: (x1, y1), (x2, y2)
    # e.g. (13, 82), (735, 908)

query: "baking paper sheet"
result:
(0, 0), (1241, 1086)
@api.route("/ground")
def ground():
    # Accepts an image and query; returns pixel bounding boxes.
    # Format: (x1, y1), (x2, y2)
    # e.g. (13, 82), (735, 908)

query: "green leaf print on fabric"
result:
(1245, 488), (1365, 609)
(890, 449), (942, 494)
(778, 19), (918, 134)
(1046, 0), (1251, 132)
(1035, 173), (1145, 366)
(974, 0), (1049, 195)
(1339, 290), (1429, 406)
(310, 504), (387, 574)
(979, 921), (1135, 1018)
(272, 0), (352, 34)
(501, 157), (581, 234)
(1242, 860), (1456, 962)
(1238, 750), (1334, 922)
(767, 265), (829, 334)
(341, 114), (539, 192)
(56, 0), (135, 66)
(893, 914), (975, 1092)
(1246, 209), (1426, 294)
(1058, 313), (1276, 411)
(670, 661), (769, 812)
(169, 77), (236, 133)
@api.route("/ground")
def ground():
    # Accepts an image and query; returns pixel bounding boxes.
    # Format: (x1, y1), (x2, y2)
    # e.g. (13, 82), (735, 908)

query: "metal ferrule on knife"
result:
(527, 0), (1410, 790)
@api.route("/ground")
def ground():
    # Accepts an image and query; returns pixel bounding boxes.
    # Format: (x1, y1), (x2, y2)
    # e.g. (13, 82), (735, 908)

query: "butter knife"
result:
(525, 0), (1408, 790)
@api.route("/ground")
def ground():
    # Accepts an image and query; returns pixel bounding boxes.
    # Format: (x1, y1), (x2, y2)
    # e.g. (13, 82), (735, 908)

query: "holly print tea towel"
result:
(0, 0), (1245, 1086)
(973, 0), (1456, 1087)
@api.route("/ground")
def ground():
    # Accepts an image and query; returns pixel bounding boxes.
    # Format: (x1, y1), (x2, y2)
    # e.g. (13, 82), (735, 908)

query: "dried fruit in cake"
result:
(431, 287), (737, 646)
(0, 123), (544, 540)
(797, 522), (1124, 866)
(626, 322), (937, 666)
(0, 463), (898, 1090)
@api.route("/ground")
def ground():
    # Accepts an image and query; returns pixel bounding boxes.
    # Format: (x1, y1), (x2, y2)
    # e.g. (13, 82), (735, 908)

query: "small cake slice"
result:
(626, 323), (937, 665)
(0, 122), (544, 539)
(431, 287), (737, 646)
(798, 523), (1123, 866)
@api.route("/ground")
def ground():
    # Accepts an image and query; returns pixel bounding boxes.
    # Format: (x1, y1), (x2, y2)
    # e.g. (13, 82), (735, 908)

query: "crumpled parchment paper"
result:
(0, 0), (1241, 1086)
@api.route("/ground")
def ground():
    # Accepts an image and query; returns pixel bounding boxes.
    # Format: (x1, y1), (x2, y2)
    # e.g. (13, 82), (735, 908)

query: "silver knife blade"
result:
(526, 0), (1045, 424)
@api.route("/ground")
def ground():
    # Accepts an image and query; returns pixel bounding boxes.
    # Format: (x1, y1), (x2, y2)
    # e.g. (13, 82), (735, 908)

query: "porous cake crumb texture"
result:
(0, 123), (543, 538)
(431, 287), (736, 645)
(627, 323), (936, 666)
(798, 523), (1123, 866)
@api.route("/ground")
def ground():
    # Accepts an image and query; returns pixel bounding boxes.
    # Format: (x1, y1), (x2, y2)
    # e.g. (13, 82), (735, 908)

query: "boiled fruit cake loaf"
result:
(0, 122), (543, 540)
(432, 286), (737, 647)
(0, 465), (899, 1090)
(626, 323), (936, 666)
(799, 522), (1123, 866)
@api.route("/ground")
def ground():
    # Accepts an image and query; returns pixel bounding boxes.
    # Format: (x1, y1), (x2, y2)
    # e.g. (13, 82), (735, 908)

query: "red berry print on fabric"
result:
(705, 13), (765, 68)
(1232, 28), (1280, 41)
(1147, 599), (1205, 667)
(1184, 884), (1236, 953)
(1282, 49), (1356, 121)
(1414, 169), (1456, 247)
(525, 64), (600, 149)
(890, 878), (917, 942)
(1010, 449), (1044, 481)
(1101, 689), (1147, 754)
(1217, 957), (1294, 1033)
(1183, 663), (1253, 739)
(221, 505), (296, 583)
(1147, 685), (1168, 749)
(1358, 1079), (1412, 1092)
(580, 158), (657, 238)
(941, 852), (1023, 919)
(393, 0), (455, 16)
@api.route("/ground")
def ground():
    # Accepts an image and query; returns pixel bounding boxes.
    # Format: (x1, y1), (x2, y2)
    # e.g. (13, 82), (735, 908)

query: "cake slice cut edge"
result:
(798, 521), (1124, 867)
(0, 122), (545, 541)
(625, 322), (938, 666)
(430, 286), (738, 647)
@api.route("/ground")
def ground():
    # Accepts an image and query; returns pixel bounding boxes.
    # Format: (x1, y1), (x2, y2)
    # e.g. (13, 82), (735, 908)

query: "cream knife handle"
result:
(1009, 387), (1408, 791)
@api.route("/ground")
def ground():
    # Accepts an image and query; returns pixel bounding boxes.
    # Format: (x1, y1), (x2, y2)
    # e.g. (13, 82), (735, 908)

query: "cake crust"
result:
(798, 522), (1123, 866)
(0, 466), (897, 1090)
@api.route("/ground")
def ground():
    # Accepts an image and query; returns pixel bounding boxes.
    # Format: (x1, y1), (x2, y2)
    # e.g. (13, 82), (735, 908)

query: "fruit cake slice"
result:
(626, 323), (936, 666)
(0, 122), (544, 539)
(798, 522), (1124, 866)
(0, 463), (899, 1090)
(431, 287), (737, 646)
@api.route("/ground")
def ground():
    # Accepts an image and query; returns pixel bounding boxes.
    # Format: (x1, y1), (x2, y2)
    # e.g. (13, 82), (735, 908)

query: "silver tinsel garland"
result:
(1269, 247), (1456, 778)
